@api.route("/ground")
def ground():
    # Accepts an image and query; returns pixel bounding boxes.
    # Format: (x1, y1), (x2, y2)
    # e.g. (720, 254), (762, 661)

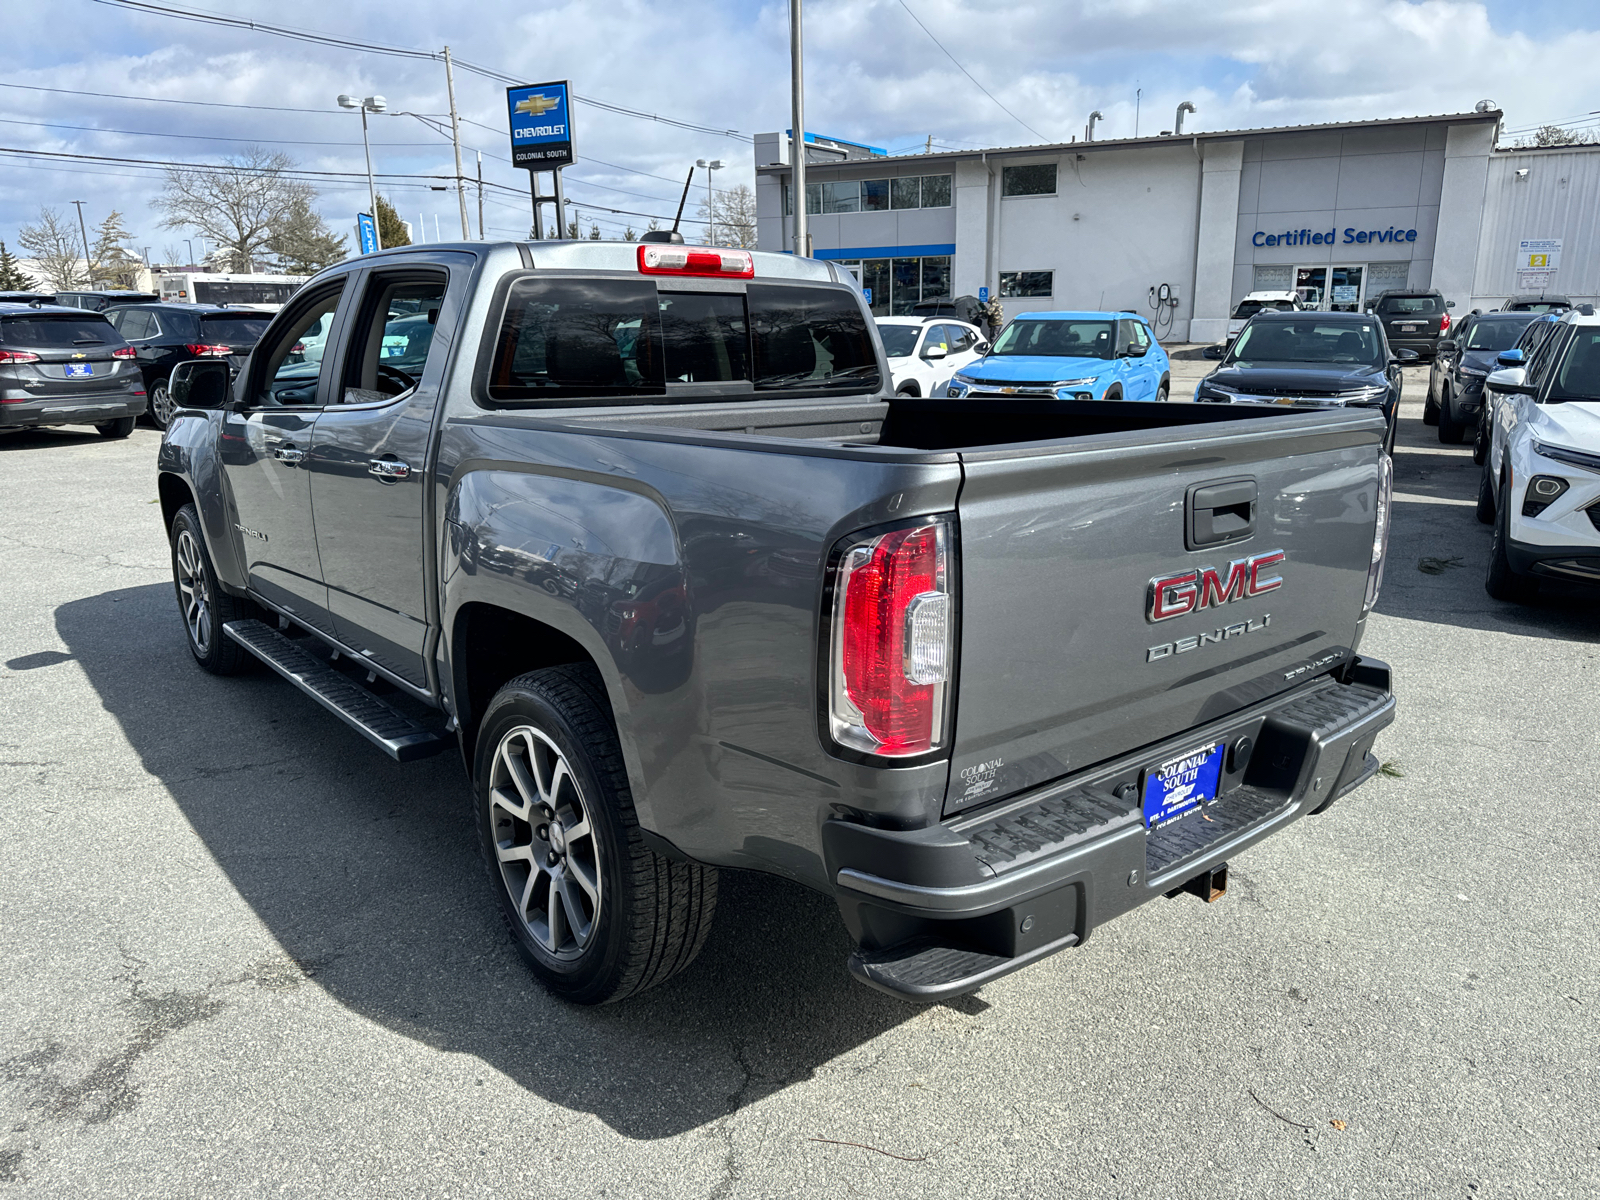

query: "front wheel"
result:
(1472, 412), (1489, 464)
(1475, 464), (1496, 525)
(475, 665), (718, 1004)
(1484, 477), (1537, 603)
(169, 503), (252, 674)
(1154, 375), (1170, 402)
(148, 381), (174, 431)
(1422, 377), (1440, 426)
(96, 416), (136, 439)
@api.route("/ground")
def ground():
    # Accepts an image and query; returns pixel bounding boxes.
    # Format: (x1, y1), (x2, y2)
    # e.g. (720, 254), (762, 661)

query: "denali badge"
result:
(235, 523), (269, 542)
(1147, 550), (1285, 623)
(1148, 614), (1270, 662)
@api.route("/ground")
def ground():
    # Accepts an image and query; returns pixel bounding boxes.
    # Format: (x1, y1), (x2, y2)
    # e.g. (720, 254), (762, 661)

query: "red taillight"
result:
(1439, 311), (1451, 333)
(291, 342), (305, 354)
(186, 344), (232, 357)
(112, 346), (136, 359)
(0, 349), (40, 364)
(637, 244), (755, 279)
(829, 520), (953, 757)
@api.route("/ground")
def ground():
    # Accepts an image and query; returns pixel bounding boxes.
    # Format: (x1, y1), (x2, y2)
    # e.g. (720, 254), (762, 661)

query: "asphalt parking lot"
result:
(2, 371), (1597, 1199)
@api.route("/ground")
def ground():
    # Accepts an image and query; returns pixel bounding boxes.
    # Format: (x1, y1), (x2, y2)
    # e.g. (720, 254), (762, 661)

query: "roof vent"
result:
(1474, 99), (1496, 113)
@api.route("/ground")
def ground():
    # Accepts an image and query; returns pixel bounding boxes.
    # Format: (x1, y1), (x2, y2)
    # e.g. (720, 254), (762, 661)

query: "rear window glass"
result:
(1232, 300), (1296, 319)
(199, 314), (271, 344)
(1464, 319), (1531, 352)
(1379, 295), (1443, 315)
(486, 277), (879, 405)
(0, 315), (116, 348)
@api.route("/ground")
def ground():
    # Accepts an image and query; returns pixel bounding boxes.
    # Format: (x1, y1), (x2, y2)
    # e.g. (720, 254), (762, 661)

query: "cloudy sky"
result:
(2, 0), (1596, 263)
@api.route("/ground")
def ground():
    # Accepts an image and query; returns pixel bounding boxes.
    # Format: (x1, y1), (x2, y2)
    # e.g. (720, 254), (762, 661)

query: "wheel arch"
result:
(157, 471), (195, 533)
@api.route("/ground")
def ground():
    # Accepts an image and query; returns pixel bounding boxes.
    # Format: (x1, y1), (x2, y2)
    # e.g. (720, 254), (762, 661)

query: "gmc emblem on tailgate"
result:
(1147, 550), (1285, 623)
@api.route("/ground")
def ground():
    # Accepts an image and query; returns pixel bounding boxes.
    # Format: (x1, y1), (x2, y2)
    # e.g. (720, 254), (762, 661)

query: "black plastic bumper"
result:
(825, 659), (1396, 1001)
(1507, 539), (1600, 584)
(0, 392), (146, 428)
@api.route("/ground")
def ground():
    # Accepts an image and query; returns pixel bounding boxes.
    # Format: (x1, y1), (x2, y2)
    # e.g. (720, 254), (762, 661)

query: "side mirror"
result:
(1485, 367), (1531, 393)
(169, 359), (230, 410)
(1496, 349), (1524, 367)
(1446, 300), (1455, 309)
(1202, 344), (1225, 360)
(1392, 348), (1420, 362)
(922, 344), (948, 360)
(1436, 339), (1456, 351)
(975, 340), (990, 354)
(1125, 343), (1149, 358)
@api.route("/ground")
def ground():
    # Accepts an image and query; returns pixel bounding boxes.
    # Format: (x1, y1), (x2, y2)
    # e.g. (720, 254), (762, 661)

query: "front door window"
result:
(1296, 267), (1326, 309)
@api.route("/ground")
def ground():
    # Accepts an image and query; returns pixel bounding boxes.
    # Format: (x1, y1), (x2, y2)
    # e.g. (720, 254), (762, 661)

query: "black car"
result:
(53, 290), (160, 312)
(1365, 289), (1455, 358)
(0, 302), (145, 438)
(103, 302), (272, 429)
(1501, 294), (1571, 315)
(1426, 311), (1537, 443)
(1194, 311), (1413, 451)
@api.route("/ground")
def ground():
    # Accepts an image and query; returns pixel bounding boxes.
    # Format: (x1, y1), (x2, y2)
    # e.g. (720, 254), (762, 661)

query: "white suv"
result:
(875, 317), (987, 397)
(1226, 291), (1303, 344)
(1477, 307), (1600, 601)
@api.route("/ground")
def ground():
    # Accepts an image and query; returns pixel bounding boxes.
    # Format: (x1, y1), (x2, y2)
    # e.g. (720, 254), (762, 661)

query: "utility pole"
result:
(476, 152), (485, 239)
(789, 0), (807, 256)
(443, 47), (471, 239)
(70, 200), (92, 282)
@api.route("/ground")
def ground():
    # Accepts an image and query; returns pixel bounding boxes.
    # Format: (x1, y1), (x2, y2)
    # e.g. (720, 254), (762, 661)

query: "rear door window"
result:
(199, 314), (271, 346)
(0, 315), (115, 349)
(116, 309), (153, 340)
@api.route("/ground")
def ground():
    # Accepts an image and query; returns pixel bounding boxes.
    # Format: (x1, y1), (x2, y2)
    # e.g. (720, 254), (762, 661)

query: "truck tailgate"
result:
(946, 410), (1383, 814)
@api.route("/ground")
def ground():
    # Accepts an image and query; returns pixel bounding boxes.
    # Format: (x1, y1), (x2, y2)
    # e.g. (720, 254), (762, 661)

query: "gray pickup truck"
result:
(155, 240), (1396, 1005)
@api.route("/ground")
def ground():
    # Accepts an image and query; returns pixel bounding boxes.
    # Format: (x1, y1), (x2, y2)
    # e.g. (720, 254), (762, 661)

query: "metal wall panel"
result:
(1474, 148), (1600, 303)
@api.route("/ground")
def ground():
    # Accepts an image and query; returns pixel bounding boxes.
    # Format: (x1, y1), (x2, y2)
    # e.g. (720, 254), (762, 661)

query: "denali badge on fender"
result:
(1147, 549), (1285, 623)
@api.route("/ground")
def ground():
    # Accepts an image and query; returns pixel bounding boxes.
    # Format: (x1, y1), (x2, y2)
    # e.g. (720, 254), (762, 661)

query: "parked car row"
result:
(0, 301), (146, 438)
(1471, 307), (1600, 603)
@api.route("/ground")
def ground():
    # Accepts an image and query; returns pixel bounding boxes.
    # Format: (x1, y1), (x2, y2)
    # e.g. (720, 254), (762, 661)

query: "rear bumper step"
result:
(828, 661), (1396, 1002)
(222, 619), (450, 762)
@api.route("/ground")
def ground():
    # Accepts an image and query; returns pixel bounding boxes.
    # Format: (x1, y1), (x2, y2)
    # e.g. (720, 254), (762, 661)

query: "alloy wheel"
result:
(174, 528), (212, 653)
(488, 726), (602, 960)
(152, 382), (174, 427)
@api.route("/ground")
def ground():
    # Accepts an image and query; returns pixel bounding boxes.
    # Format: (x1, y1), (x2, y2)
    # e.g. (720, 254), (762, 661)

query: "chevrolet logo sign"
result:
(515, 94), (559, 117)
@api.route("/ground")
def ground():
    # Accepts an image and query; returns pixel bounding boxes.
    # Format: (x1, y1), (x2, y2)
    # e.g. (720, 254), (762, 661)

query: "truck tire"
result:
(1437, 389), (1468, 444)
(169, 503), (253, 675)
(1484, 475), (1537, 603)
(96, 416), (136, 439)
(474, 664), (718, 1004)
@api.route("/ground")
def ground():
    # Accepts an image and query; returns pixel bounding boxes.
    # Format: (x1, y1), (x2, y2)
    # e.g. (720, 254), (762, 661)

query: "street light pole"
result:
(339, 93), (387, 249)
(70, 199), (93, 282)
(695, 158), (724, 244)
(789, 0), (808, 256)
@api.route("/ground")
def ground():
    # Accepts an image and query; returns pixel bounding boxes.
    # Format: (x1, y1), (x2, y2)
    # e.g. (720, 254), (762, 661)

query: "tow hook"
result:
(1166, 861), (1228, 903)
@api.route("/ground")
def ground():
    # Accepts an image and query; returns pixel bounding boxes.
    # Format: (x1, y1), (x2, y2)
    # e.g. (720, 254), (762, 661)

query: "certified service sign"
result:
(507, 81), (574, 170)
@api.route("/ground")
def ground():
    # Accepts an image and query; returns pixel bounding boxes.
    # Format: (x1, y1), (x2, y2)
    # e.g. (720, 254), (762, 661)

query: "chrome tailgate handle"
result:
(369, 458), (410, 480)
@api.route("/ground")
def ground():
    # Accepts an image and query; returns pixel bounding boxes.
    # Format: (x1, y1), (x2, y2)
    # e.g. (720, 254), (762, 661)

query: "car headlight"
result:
(1532, 440), (1600, 475)
(1333, 386), (1389, 407)
(1196, 381), (1238, 402)
(1461, 366), (1487, 379)
(951, 373), (976, 387)
(1052, 376), (1099, 388)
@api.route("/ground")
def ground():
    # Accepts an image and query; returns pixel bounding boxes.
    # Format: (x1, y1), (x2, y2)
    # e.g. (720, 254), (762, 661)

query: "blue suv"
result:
(945, 311), (1171, 401)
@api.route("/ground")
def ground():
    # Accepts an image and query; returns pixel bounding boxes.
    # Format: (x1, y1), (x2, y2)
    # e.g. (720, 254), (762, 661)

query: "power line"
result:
(0, 79), (360, 116)
(894, 0), (1049, 143)
(0, 115), (443, 148)
(91, 0), (753, 142)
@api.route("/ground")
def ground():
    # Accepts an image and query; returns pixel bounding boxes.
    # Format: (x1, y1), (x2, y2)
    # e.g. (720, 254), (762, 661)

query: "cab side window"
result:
(254, 284), (345, 407)
(339, 274), (449, 405)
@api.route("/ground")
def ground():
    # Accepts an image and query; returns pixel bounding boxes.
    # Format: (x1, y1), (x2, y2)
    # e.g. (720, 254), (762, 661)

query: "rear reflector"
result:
(637, 244), (755, 279)
(112, 346), (136, 359)
(0, 350), (41, 364)
(828, 519), (954, 758)
(186, 344), (232, 357)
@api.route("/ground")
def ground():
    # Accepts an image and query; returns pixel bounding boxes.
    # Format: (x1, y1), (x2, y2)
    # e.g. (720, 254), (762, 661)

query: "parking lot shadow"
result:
(57, 584), (940, 1140)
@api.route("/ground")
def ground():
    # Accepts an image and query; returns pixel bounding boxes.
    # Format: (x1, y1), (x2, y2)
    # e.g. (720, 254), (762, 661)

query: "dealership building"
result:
(753, 110), (1600, 342)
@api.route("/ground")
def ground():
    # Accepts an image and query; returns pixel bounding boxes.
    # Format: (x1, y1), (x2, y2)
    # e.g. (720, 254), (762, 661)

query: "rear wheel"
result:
(169, 503), (252, 674)
(896, 383), (919, 397)
(1437, 389), (1468, 444)
(96, 416), (136, 439)
(1422, 376), (1440, 426)
(1484, 474), (1537, 603)
(475, 665), (718, 1004)
(148, 381), (174, 431)
(1155, 375), (1170, 402)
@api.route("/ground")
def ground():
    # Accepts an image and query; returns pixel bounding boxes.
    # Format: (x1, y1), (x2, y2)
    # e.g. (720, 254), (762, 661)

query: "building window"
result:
(1002, 164), (1056, 197)
(861, 179), (890, 212)
(788, 174), (953, 216)
(919, 174), (951, 207)
(1000, 270), (1053, 298)
(836, 255), (951, 316)
(891, 177), (921, 209)
(821, 181), (859, 213)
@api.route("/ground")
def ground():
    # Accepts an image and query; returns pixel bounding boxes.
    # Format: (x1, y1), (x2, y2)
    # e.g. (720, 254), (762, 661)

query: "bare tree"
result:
(18, 206), (90, 289)
(161, 242), (187, 267)
(154, 146), (319, 272)
(91, 210), (144, 289)
(696, 183), (757, 248)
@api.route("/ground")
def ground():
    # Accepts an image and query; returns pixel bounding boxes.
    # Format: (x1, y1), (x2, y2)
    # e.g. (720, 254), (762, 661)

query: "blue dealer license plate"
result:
(1142, 741), (1226, 829)
(65, 363), (93, 377)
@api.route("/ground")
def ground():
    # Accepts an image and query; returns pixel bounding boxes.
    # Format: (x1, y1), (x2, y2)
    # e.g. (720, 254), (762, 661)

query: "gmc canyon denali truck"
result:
(156, 241), (1397, 1005)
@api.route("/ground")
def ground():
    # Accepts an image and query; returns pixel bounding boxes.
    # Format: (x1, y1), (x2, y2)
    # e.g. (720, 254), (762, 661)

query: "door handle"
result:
(273, 445), (305, 464)
(368, 458), (410, 480)
(1186, 478), (1257, 550)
